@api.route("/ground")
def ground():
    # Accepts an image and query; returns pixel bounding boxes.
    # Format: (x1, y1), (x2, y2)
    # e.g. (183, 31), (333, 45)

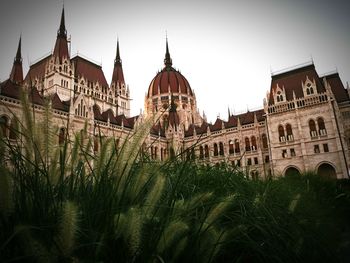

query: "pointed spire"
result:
(112, 39), (125, 86)
(15, 36), (22, 63)
(114, 38), (122, 66)
(53, 7), (69, 60)
(227, 107), (231, 118)
(9, 36), (23, 84)
(58, 6), (67, 38)
(164, 36), (172, 68)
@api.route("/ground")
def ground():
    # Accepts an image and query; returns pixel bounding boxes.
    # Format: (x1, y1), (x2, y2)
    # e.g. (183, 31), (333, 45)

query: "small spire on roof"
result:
(9, 36), (23, 83)
(227, 107), (231, 118)
(164, 35), (172, 68)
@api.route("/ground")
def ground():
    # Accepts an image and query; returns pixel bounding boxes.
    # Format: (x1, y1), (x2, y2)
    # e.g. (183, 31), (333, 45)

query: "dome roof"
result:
(147, 40), (193, 98)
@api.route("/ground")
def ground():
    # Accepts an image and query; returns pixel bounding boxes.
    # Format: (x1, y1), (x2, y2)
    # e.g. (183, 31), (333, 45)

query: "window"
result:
(286, 124), (293, 141)
(262, 134), (268, 149)
(204, 145), (209, 158)
(229, 140), (234, 154)
(58, 128), (65, 145)
(290, 148), (296, 157)
(254, 157), (258, 165)
(213, 143), (218, 156)
(199, 146), (204, 159)
(251, 136), (257, 151)
(219, 142), (224, 156)
(282, 149), (287, 158)
(234, 139), (240, 153)
(265, 155), (270, 163)
(245, 137), (251, 151)
(314, 145), (320, 153)
(323, 144), (329, 152)
(9, 119), (18, 140)
(247, 158), (252, 166)
(94, 137), (99, 152)
(236, 159), (241, 167)
(318, 118), (327, 135)
(309, 120), (317, 137)
(0, 116), (9, 137)
(278, 125), (285, 142)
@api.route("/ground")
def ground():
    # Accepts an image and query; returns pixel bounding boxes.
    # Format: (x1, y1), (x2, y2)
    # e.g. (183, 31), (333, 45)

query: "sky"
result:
(0, 0), (349, 122)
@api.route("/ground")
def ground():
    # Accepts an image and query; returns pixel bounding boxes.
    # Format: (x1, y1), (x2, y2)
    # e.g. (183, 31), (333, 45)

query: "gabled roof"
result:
(51, 93), (70, 112)
(150, 123), (165, 137)
(323, 73), (350, 103)
(25, 55), (51, 82)
(0, 79), (21, 99)
(71, 56), (108, 88)
(210, 118), (223, 132)
(269, 63), (325, 105)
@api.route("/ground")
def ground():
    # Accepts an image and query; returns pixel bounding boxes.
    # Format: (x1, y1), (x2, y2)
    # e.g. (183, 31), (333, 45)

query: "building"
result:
(1, 8), (350, 179)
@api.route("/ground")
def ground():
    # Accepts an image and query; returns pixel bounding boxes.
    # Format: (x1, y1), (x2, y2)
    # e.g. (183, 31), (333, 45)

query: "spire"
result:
(111, 39), (125, 86)
(164, 37), (172, 68)
(168, 94), (180, 130)
(9, 36), (23, 84)
(53, 7), (69, 60)
(58, 6), (67, 38)
(114, 38), (122, 66)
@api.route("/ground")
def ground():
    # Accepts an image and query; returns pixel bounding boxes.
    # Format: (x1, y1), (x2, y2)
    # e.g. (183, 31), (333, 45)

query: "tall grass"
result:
(0, 98), (350, 262)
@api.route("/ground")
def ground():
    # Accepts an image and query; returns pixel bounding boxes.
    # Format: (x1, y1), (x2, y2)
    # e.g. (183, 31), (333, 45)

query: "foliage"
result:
(0, 99), (350, 262)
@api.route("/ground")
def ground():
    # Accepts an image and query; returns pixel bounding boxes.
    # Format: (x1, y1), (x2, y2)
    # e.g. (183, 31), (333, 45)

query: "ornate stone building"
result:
(1, 8), (350, 179)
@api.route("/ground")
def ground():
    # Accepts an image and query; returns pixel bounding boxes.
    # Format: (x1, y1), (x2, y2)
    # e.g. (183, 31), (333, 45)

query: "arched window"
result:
(310, 87), (314, 94)
(229, 140), (234, 154)
(0, 116), (9, 137)
(251, 136), (257, 150)
(150, 146), (154, 159)
(9, 118), (18, 140)
(213, 143), (218, 156)
(219, 142), (224, 156)
(286, 124), (293, 141)
(309, 119), (317, 137)
(58, 127), (65, 145)
(278, 125), (285, 142)
(161, 148), (164, 161)
(306, 88), (310, 95)
(234, 139), (240, 153)
(245, 137), (251, 151)
(318, 117), (327, 135)
(199, 146), (204, 159)
(204, 145), (209, 158)
(262, 134), (268, 149)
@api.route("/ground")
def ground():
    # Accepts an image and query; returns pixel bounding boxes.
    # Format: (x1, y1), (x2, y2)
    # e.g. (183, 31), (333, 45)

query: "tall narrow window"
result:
(251, 136), (257, 150)
(58, 128), (65, 145)
(278, 125), (285, 142)
(229, 140), (234, 154)
(262, 134), (268, 149)
(286, 124), (293, 141)
(234, 139), (240, 153)
(219, 142), (224, 156)
(9, 119), (18, 140)
(245, 137), (251, 151)
(199, 146), (204, 159)
(309, 119), (317, 137)
(0, 116), (9, 137)
(318, 118), (327, 135)
(204, 145), (209, 158)
(213, 143), (218, 156)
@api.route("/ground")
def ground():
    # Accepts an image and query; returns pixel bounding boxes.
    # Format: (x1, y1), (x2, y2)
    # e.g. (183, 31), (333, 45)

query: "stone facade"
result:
(1, 8), (350, 179)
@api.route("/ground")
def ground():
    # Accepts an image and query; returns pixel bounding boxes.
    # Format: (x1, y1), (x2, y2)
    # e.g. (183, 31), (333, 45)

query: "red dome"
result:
(147, 67), (193, 97)
(147, 39), (193, 98)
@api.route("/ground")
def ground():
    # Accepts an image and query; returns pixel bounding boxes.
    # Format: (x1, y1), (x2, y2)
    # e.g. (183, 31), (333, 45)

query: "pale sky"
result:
(1, 0), (349, 122)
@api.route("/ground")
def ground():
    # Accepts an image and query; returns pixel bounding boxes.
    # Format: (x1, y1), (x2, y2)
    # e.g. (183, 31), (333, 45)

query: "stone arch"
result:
(284, 166), (301, 177)
(316, 162), (336, 179)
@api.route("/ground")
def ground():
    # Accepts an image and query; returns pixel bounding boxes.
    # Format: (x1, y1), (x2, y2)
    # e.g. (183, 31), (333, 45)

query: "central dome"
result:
(147, 40), (193, 98)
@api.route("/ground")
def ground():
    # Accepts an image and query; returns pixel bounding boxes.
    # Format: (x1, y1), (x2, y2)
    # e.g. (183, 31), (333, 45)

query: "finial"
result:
(164, 34), (172, 68)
